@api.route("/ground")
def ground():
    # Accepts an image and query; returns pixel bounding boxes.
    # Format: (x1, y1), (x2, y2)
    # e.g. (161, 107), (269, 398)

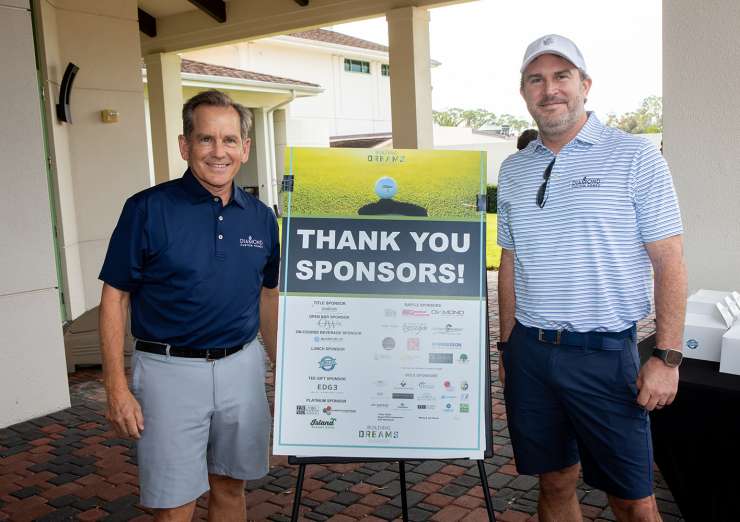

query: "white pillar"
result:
(252, 108), (276, 209)
(664, 0), (740, 291)
(386, 6), (434, 149)
(145, 53), (185, 183)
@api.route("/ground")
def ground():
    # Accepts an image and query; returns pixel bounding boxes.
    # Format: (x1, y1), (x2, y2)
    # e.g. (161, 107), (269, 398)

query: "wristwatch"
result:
(496, 341), (508, 352)
(652, 348), (683, 368)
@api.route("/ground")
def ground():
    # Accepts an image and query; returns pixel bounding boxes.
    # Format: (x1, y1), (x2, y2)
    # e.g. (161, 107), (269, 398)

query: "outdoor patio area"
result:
(0, 273), (682, 522)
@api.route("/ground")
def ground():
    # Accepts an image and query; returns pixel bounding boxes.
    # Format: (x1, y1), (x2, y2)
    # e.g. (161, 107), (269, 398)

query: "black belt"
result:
(517, 321), (635, 350)
(135, 340), (244, 360)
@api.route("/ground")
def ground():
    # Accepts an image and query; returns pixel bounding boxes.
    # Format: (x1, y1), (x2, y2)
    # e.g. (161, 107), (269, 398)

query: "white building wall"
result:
(664, 0), (740, 292)
(0, 0), (69, 427)
(183, 38), (393, 145)
(35, 0), (151, 320)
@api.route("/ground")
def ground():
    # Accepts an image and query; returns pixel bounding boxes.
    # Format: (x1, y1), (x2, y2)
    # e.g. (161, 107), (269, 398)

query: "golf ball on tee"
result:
(374, 176), (398, 199)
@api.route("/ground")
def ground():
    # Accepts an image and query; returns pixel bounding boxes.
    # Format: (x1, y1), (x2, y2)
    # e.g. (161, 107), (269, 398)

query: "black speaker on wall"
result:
(56, 62), (79, 123)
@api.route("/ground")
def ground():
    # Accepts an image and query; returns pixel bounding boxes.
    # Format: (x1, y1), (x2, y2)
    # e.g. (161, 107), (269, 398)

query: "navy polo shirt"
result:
(99, 169), (280, 349)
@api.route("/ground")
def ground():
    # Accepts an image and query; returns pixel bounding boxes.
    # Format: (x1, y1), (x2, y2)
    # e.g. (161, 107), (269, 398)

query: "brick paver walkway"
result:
(0, 272), (682, 521)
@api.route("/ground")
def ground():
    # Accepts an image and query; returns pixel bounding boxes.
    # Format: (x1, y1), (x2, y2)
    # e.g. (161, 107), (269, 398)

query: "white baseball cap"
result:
(520, 34), (587, 74)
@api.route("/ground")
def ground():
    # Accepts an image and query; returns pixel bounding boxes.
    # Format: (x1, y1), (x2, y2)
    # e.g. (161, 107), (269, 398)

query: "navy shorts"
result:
(502, 321), (653, 500)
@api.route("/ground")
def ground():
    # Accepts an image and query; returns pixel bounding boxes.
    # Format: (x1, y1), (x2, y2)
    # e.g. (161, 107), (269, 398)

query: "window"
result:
(344, 58), (370, 74)
(381, 64), (390, 77)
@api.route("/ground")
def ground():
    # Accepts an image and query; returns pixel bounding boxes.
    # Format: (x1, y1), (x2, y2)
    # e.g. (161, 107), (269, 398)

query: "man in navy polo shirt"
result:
(497, 35), (687, 521)
(99, 90), (279, 520)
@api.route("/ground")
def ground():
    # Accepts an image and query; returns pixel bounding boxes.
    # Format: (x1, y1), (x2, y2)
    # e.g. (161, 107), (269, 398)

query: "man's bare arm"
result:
(497, 248), (516, 386)
(636, 235), (687, 411)
(260, 286), (280, 364)
(498, 248), (516, 342)
(99, 283), (143, 438)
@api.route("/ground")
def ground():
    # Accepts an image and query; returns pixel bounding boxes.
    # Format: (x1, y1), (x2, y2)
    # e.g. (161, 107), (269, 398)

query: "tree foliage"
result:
(606, 95), (662, 134)
(432, 107), (530, 134)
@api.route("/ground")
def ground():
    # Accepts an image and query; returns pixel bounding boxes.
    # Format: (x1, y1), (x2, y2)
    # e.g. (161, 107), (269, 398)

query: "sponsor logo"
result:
(432, 324), (463, 336)
(318, 356), (337, 371)
(374, 379), (388, 387)
(458, 353), (469, 364)
(571, 176), (602, 189)
(429, 353), (454, 364)
(407, 338), (420, 351)
(686, 339), (698, 350)
(317, 318), (342, 329)
(460, 393), (470, 401)
(310, 417), (336, 427)
(418, 381), (434, 390)
(316, 383), (338, 391)
(460, 380), (469, 391)
(402, 323), (428, 334)
(322, 405), (333, 415)
(402, 309), (430, 317)
(384, 309), (397, 317)
(239, 236), (264, 248)
(371, 402), (389, 408)
(444, 403), (454, 412)
(459, 403), (470, 413)
(431, 309), (465, 316)
(392, 393), (414, 400)
(358, 430), (399, 439)
(432, 341), (462, 349)
(297, 405), (322, 415)
(443, 380), (455, 391)
(417, 404), (436, 410)
(382, 337), (396, 350)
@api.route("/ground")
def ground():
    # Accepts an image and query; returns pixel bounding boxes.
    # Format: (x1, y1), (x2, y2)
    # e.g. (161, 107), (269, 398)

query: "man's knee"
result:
(208, 474), (245, 499)
(539, 463), (580, 499)
(609, 494), (660, 522)
(152, 500), (197, 522)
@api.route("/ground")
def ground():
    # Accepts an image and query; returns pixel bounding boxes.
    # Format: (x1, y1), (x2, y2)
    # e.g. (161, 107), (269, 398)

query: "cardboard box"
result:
(720, 324), (740, 375)
(686, 289), (730, 316)
(683, 312), (728, 362)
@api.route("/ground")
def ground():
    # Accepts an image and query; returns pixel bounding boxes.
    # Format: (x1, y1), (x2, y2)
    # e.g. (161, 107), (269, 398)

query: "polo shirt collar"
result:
(528, 111), (605, 155)
(181, 169), (247, 208)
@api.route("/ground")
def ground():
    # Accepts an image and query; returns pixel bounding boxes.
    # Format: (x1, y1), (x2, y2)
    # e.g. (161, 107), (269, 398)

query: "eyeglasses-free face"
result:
(536, 158), (556, 208)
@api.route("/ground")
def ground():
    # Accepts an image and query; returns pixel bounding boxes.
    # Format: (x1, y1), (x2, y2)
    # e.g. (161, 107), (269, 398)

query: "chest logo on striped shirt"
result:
(571, 176), (601, 189)
(240, 236), (265, 249)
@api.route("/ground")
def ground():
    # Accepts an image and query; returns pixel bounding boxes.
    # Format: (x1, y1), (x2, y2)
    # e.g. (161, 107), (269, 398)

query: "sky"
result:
(331, 0), (662, 123)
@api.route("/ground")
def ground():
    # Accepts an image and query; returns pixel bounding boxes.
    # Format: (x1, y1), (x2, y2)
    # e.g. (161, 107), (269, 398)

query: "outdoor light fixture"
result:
(294, 0), (309, 6)
(56, 62), (79, 123)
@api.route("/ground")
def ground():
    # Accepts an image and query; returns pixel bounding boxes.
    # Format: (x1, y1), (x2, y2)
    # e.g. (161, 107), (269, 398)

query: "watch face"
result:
(665, 350), (683, 366)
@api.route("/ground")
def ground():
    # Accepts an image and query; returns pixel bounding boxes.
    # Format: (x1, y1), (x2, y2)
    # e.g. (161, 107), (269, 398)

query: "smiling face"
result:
(178, 104), (250, 200)
(520, 53), (591, 140)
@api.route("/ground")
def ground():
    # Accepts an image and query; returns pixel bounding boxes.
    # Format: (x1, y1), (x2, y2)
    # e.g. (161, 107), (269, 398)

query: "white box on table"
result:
(720, 324), (740, 375)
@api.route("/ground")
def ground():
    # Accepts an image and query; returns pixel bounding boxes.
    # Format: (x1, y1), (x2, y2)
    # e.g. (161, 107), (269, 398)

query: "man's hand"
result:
(105, 387), (144, 439)
(636, 357), (679, 411)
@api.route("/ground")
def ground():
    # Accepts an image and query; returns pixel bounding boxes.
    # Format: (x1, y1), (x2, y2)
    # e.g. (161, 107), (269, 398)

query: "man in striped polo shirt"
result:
(497, 34), (687, 521)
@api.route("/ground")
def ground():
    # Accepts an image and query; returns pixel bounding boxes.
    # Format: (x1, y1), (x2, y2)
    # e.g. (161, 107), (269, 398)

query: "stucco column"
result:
(252, 108), (277, 210)
(145, 53), (185, 183)
(386, 7), (434, 149)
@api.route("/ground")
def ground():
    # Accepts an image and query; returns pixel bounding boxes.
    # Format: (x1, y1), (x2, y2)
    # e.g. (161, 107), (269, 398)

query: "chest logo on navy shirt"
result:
(571, 176), (602, 189)
(240, 236), (265, 249)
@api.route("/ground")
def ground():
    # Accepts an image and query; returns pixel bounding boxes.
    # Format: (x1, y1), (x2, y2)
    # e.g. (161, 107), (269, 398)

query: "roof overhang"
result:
(142, 70), (324, 96)
(139, 0), (476, 54)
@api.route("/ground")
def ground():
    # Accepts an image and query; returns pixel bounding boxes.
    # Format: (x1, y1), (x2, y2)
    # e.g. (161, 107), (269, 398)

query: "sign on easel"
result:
(273, 148), (487, 460)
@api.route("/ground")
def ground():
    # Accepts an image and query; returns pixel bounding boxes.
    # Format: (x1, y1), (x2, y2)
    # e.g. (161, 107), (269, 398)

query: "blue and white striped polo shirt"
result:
(497, 113), (683, 332)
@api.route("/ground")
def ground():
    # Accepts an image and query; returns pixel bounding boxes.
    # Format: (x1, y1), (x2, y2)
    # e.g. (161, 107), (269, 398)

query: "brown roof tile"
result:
(180, 59), (319, 88)
(289, 28), (388, 53)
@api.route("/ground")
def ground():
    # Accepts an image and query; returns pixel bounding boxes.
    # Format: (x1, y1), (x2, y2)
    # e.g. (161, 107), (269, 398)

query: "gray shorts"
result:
(131, 338), (271, 509)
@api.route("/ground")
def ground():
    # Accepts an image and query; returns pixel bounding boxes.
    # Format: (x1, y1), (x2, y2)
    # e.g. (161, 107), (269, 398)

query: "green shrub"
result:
(486, 184), (497, 213)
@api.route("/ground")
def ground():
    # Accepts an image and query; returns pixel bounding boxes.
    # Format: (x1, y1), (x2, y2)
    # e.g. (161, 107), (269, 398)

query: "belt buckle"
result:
(538, 329), (562, 345)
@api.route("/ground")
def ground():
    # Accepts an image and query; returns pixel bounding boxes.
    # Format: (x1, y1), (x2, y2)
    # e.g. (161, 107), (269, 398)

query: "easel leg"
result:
(477, 459), (497, 521)
(399, 460), (409, 522)
(290, 463), (306, 522)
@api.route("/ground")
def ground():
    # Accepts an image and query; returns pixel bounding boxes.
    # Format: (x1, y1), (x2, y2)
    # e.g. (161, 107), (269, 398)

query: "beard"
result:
(530, 94), (586, 137)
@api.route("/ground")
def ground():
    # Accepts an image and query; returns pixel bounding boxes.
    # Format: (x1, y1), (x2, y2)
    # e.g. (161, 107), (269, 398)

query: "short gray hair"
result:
(182, 90), (252, 141)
